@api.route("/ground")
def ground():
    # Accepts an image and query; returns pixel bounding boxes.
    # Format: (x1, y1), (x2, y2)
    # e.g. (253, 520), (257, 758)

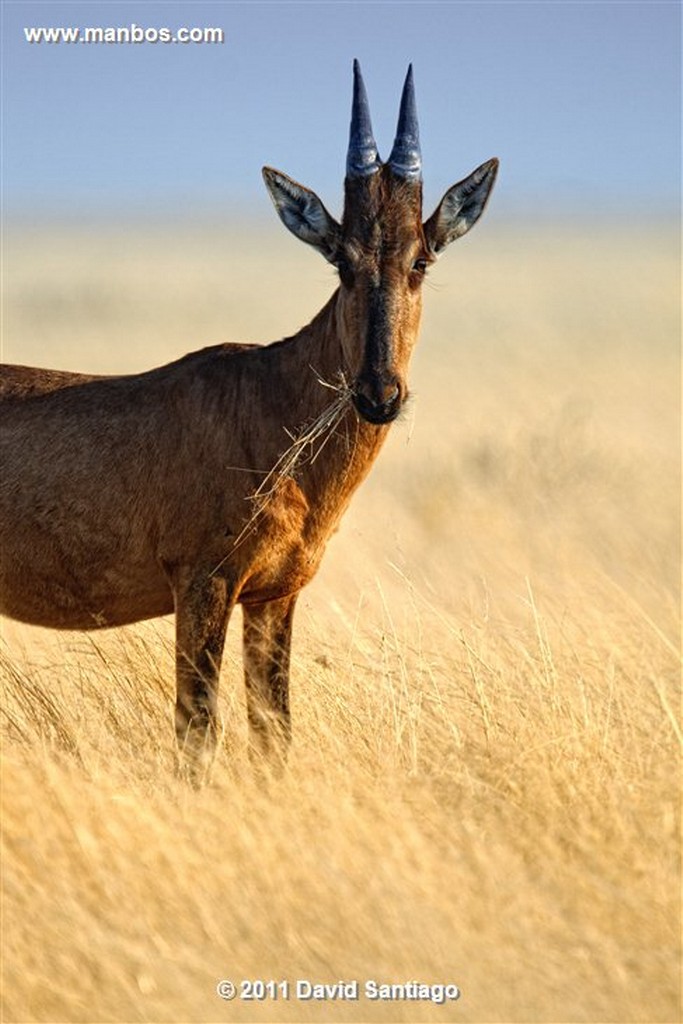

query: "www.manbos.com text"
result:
(24, 24), (225, 45)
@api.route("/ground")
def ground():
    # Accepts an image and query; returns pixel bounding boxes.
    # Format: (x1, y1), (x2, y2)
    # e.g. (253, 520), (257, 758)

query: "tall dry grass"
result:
(1, 218), (680, 1023)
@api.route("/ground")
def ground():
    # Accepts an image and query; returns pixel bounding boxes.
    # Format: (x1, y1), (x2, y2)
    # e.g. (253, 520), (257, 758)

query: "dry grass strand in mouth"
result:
(216, 371), (354, 563)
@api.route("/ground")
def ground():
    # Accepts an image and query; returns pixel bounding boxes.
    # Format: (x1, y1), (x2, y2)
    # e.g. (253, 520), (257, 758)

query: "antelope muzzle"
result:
(352, 374), (403, 425)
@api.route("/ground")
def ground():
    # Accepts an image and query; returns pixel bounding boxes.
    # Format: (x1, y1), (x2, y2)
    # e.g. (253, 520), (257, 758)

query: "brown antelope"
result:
(0, 62), (497, 781)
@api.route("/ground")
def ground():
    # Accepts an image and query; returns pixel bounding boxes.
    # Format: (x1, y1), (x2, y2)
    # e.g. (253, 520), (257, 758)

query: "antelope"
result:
(0, 62), (497, 781)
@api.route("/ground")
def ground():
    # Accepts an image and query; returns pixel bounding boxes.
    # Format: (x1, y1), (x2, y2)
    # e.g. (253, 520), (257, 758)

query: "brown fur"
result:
(1, 155), (496, 781)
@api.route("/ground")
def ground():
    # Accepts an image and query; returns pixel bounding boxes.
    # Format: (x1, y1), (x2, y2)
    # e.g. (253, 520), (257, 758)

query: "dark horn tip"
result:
(346, 58), (381, 179)
(388, 62), (422, 181)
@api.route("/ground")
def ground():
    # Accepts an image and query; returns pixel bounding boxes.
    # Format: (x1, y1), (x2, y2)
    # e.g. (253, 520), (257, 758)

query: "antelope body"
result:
(0, 63), (497, 779)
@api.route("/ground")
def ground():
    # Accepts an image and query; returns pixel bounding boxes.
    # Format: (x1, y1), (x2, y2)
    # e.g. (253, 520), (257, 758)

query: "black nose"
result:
(353, 381), (402, 425)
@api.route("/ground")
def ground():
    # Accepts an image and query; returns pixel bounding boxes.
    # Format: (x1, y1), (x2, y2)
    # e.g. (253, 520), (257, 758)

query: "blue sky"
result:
(1, 1), (680, 221)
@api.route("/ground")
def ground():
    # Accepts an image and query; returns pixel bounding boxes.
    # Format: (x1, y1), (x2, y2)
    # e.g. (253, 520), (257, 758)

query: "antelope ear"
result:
(262, 167), (340, 262)
(424, 158), (499, 254)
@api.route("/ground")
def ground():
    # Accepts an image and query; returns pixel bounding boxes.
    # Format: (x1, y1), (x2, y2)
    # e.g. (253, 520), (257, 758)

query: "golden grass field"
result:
(1, 217), (680, 1023)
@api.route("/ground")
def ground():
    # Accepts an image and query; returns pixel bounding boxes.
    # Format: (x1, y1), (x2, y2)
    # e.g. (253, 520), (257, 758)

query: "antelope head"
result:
(263, 61), (498, 425)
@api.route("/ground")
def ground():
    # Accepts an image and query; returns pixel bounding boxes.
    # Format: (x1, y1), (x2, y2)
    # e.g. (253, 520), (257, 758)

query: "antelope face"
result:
(333, 171), (428, 425)
(263, 61), (499, 426)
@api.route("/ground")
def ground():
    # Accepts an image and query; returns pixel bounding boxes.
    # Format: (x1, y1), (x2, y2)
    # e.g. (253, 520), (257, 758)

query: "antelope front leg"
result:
(242, 594), (298, 769)
(173, 569), (235, 785)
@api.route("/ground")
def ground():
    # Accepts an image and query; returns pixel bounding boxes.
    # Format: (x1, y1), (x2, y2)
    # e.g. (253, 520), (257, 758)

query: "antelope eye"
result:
(412, 258), (428, 274)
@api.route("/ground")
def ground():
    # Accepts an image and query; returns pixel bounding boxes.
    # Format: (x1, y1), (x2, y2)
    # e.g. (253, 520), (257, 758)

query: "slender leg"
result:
(173, 568), (235, 785)
(242, 594), (298, 769)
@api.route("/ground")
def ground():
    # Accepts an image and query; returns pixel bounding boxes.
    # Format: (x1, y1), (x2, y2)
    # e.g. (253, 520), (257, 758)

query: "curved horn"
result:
(346, 59), (381, 178)
(388, 64), (422, 181)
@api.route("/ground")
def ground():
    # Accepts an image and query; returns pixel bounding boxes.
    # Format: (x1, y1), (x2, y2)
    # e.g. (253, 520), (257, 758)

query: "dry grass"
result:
(1, 219), (680, 1023)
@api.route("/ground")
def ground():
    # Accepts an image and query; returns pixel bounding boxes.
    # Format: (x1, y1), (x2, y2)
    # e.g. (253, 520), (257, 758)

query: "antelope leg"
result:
(173, 568), (235, 785)
(242, 594), (298, 769)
